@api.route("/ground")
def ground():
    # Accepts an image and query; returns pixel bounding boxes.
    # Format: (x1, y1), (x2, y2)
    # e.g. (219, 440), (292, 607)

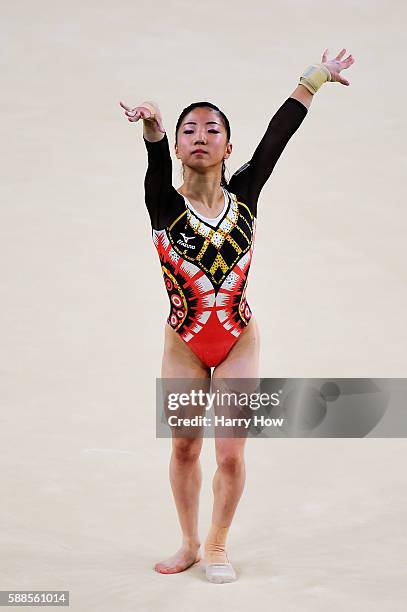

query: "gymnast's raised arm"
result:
(228, 48), (355, 213)
(119, 100), (173, 228)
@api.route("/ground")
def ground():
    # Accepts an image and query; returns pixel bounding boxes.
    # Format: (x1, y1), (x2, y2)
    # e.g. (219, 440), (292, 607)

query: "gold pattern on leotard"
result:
(209, 253), (229, 277)
(167, 193), (254, 286)
(224, 234), (242, 253)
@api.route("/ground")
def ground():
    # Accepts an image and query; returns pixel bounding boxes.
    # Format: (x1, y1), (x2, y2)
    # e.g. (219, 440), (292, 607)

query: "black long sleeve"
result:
(227, 97), (307, 216)
(143, 134), (185, 230)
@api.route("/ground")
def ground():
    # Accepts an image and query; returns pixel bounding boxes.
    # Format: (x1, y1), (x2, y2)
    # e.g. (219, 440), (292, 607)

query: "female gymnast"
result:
(120, 47), (354, 583)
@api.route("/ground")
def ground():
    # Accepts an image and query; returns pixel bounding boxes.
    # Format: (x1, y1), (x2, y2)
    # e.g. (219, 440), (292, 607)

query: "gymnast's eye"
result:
(183, 129), (220, 134)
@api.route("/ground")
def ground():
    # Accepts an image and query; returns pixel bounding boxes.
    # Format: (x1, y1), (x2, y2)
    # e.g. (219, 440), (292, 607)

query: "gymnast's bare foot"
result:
(154, 540), (201, 574)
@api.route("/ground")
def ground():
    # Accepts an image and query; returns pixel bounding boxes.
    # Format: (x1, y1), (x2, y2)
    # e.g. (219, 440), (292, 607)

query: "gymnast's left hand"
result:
(321, 48), (355, 85)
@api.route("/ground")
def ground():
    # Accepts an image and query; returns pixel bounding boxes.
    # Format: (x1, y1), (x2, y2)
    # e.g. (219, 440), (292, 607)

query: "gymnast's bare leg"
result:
(153, 324), (210, 574)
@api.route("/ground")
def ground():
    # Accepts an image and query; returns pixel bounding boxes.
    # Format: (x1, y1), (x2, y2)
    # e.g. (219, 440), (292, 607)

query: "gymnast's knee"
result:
(216, 453), (245, 475)
(171, 438), (202, 464)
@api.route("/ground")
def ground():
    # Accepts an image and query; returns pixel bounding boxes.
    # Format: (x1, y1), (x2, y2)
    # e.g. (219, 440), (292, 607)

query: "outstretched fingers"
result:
(320, 47), (355, 86)
(119, 102), (165, 132)
(119, 101), (131, 111)
(120, 101), (139, 121)
(342, 54), (355, 67)
(321, 48), (355, 68)
(120, 103), (153, 122)
(335, 48), (347, 61)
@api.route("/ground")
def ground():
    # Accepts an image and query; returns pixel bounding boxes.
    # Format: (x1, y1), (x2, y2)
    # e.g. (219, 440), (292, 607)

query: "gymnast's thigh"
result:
(213, 316), (261, 380)
(161, 323), (211, 379)
(211, 317), (260, 441)
(159, 324), (210, 443)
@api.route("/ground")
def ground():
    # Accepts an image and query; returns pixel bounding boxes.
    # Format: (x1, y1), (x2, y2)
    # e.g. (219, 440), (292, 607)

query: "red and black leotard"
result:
(143, 97), (307, 367)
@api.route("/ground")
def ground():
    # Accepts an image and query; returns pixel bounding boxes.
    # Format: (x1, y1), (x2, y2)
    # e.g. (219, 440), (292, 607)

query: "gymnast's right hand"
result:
(119, 100), (166, 133)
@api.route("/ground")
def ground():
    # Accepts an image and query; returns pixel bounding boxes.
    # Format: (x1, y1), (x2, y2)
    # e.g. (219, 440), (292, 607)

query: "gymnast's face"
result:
(175, 107), (232, 171)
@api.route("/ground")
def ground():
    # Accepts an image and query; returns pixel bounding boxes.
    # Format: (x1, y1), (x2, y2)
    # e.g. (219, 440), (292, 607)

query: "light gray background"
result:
(1, 1), (406, 610)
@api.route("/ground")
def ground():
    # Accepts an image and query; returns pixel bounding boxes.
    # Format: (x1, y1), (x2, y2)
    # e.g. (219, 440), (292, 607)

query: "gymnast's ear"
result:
(224, 141), (233, 160)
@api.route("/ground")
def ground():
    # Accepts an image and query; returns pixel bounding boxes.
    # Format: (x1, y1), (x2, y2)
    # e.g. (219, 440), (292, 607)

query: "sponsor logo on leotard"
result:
(177, 233), (196, 249)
